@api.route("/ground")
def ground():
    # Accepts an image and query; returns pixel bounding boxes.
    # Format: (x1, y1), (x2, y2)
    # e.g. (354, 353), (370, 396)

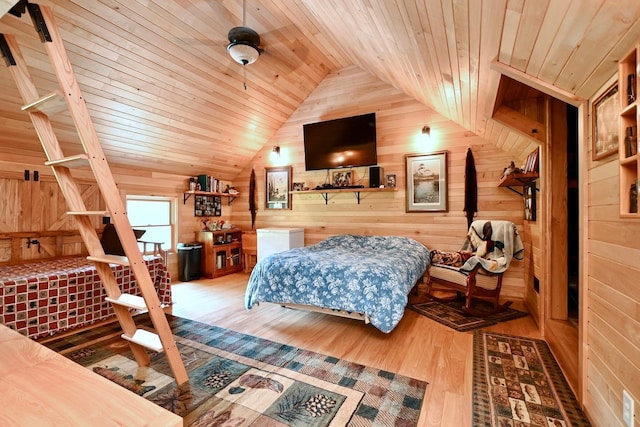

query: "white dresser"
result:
(257, 227), (304, 261)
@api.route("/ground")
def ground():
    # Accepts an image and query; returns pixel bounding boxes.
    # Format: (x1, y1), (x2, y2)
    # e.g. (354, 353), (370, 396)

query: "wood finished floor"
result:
(169, 273), (542, 427)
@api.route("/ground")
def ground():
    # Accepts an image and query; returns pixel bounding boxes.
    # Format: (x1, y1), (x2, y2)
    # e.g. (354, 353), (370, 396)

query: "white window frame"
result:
(125, 195), (177, 253)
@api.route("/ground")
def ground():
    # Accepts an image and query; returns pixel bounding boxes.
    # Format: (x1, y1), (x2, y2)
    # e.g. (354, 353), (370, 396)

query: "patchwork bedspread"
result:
(245, 234), (430, 333)
(0, 255), (171, 339)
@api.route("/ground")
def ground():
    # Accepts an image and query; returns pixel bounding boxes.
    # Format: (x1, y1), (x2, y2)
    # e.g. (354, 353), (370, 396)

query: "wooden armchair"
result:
(425, 220), (524, 316)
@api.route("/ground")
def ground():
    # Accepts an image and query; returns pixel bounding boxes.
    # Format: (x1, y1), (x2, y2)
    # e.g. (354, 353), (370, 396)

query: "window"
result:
(126, 196), (176, 252)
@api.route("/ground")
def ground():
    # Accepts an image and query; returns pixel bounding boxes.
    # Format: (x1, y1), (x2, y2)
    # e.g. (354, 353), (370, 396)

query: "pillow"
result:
(100, 224), (146, 256)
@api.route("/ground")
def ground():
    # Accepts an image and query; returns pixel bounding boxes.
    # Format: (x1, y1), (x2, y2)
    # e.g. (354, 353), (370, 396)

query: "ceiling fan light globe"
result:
(227, 43), (260, 65)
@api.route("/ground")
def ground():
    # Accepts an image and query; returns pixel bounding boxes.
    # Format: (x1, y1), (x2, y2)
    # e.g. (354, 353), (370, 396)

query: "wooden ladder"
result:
(0, 3), (188, 385)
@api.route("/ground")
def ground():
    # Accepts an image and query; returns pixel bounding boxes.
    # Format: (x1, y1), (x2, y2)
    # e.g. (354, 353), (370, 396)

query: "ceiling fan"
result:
(226, 0), (263, 89)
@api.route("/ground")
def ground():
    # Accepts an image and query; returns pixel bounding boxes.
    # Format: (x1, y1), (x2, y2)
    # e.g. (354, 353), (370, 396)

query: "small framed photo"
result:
(524, 182), (537, 221)
(405, 151), (448, 212)
(592, 82), (619, 160)
(385, 174), (397, 188)
(293, 182), (305, 191)
(265, 166), (291, 210)
(332, 170), (352, 187)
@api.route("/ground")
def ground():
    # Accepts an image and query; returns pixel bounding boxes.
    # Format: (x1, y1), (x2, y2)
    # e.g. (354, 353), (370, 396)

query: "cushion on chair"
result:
(429, 264), (500, 291)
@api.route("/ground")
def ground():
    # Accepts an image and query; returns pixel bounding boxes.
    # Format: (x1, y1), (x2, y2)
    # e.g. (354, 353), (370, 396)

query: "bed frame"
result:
(280, 303), (371, 324)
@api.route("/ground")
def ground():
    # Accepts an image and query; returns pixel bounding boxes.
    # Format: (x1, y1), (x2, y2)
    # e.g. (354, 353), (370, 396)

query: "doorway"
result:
(567, 105), (579, 323)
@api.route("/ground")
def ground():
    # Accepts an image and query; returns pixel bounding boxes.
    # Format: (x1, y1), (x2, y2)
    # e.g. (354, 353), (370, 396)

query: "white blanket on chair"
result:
(458, 220), (524, 274)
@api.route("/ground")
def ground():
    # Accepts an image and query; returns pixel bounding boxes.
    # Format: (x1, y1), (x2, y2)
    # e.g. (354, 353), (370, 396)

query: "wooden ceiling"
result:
(1, 0), (640, 181)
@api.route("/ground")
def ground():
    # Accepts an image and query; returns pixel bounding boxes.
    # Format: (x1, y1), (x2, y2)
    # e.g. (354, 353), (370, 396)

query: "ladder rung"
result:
(105, 294), (147, 311)
(121, 329), (163, 352)
(45, 154), (90, 169)
(87, 254), (130, 266)
(66, 210), (110, 216)
(21, 91), (67, 116)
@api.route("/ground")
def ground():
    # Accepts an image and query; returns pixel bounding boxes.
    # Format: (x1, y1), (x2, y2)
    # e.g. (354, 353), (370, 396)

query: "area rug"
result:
(409, 299), (528, 332)
(43, 314), (427, 426)
(473, 331), (591, 426)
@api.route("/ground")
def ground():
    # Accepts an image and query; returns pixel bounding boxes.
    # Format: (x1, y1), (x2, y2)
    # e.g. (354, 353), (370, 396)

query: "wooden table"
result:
(0, 324), (182, 426)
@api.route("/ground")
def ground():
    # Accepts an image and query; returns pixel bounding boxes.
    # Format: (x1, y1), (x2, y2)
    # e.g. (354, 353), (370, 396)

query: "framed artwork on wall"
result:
(524, 182), (536, 221)
(592, 82), (619, 160)
(405, 151), (448, 212)
(194, 195), (221, 217)
(265, 166), (291, 210)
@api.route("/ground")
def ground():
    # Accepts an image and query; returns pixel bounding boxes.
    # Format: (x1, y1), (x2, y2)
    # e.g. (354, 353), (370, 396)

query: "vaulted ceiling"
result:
(1, 1), (640, 181)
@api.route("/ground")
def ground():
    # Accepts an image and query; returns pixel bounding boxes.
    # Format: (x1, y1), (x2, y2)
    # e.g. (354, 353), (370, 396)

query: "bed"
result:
(245, 234), (431, 333)
(0, 255), (171, 339)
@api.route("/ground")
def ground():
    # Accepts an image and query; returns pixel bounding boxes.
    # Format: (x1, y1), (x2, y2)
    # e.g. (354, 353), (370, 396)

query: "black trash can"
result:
(177, 243), (202, 282)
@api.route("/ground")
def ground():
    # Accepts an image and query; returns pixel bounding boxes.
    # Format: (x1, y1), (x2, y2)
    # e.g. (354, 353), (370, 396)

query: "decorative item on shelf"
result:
(332, 170), (352, 187)
(630, 183), (638, 214)
(293, 182), (304, 191)
(628, 73), (636, 105)
(624, 126), (637, 158)
(524, 182), (537, 221)
(501, 161), (521, 180)
(385, 174), (396, 188)
(189, 177), (196, 191)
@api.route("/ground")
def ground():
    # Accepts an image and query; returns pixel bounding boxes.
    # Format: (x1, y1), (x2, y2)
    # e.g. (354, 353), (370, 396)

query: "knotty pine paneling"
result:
(0, 156), (216, 277)
(584, 75), (640, 423)
(229, 66), (527, 299)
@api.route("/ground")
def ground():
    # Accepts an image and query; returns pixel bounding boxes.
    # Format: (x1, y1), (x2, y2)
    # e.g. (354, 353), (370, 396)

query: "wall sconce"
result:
(422, 126), (430, 136)
(272, 145), (280, 155)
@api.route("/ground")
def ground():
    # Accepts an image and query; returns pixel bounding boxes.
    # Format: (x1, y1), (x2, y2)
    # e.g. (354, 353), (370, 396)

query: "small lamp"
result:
(422, 125), (431, 136)
(272, 146), (281, 155)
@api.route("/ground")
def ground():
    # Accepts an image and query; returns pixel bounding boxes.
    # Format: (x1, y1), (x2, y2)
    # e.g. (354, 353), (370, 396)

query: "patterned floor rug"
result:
(473, 331), (591, 426)
(409, 299), (528, 332)
(43, 314), (427, 426)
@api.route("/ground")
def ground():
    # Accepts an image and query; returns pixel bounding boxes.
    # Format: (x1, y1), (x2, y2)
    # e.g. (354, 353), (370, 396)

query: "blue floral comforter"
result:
(245, 234), (431, 333)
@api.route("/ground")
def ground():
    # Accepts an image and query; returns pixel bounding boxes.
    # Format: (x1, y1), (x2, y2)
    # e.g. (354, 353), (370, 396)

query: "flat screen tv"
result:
(303, 113), (377, 170)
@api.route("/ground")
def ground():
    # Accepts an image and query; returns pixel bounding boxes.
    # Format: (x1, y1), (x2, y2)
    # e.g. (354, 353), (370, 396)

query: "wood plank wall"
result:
(229, 66), (529, 299)
(0, 155), (210, 277)
(585, 80), (640, 426)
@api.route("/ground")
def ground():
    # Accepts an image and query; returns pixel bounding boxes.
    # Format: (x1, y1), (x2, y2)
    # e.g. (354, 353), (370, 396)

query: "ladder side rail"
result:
(31, 5), (135, 248)
(3, 34), (104, 254)
(31, 4), (178, 330)
(27, 4), (188, 385)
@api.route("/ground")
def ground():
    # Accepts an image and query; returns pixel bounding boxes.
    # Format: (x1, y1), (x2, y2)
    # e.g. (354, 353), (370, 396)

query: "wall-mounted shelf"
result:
(183, 190), (239, 205)
(618, 45), (640, 217)
(292, 187), (398, 204)
(498, 172), (539, 195)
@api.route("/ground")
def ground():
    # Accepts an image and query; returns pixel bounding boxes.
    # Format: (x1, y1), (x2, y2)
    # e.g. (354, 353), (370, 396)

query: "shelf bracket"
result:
(505, 184), (539, 196)
(183, 193), (192, 204)
(227, 195), (237, 206)
(321, 192), (329, 204)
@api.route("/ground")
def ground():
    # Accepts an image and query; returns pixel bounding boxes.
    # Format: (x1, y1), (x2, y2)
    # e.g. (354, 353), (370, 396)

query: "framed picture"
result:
(292, 182), (305, 191)
(592, 82), (620, 160)
(194, 195), (221, 217)
(524, 182), (537, 221)
(385, 174), (397, 188)
(265, 166), (291, 209)
(405, 151), (448, 212)
(331, 170), (352, 187)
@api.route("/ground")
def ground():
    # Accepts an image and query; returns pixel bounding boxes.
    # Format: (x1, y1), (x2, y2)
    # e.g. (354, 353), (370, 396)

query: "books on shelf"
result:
(195, 174), (225, 193)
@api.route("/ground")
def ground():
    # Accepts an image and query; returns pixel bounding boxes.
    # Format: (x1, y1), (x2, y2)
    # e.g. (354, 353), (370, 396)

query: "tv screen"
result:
(303, 113), (377, 170)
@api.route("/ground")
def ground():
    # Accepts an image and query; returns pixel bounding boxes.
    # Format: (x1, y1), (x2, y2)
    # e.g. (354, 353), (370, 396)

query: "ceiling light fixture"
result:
(272, 145), (281, 155)
(422, 125), (431, 135)
(227, 26), (261, 65)
(227, 0), (261, 66)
